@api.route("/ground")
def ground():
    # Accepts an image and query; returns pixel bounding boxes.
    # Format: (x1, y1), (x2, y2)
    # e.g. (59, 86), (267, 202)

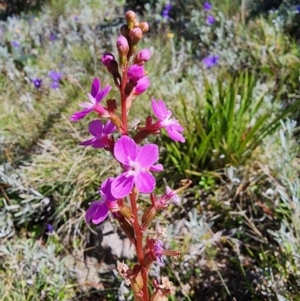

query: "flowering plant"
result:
(71, 10), (191, 301)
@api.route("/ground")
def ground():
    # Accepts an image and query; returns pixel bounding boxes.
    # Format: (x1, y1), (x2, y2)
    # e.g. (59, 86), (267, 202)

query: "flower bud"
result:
(134, 48), (151, 65)
(117, 261), (131, 286)
(130, 272), (144, 294)
(129, 27), (143, 45)
(134, 76), (150, 95)
(120, 24), (129, 38)
(128, 64), (145, 83)
(102, 53), (119, 75)
(139, 21), (149, 33)
(107, 98), (117, 112)
(117, 35), (129, 56)
(110, 113), (123, 131)
(142, 206), (157, 230)
(116, 213), (135, 243)
(119, 204), (133, 219)
(125, 10), (136, 29)
(102, 52), (116, 67)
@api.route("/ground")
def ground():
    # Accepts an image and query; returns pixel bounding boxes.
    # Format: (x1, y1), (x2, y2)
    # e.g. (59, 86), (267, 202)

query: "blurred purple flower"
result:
(49, 33), (56, 41)
(202, 55), (219, 68)
(74, 16), (79, 22)
(12, 40), (20, 48)
(49, 70), (62, 82)
(162, 3), (172, 18)
(32, 78), (42, 89)
(50, 81), (60, 89)
(204, 2), (212, 11)
(206, 15), (215, 25)
(296, 5), (300, 12)
(46, 223), (54, 233)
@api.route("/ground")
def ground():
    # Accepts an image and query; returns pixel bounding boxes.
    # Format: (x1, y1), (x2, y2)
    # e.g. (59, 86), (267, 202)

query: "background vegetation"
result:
(1, 0), (300, 300)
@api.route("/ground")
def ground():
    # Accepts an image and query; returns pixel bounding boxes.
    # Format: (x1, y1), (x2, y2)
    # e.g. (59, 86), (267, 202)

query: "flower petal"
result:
(111, 173), (134, 198)
(87, 94), (97, 106)
(135, 171), (155, 194)
(166, 126), (185, 142)
(79, 101), (93, 109)
(91, 78), (100, 97)
(136, 143), (159, 168)
(92, 139), (106, 148)
(86, 201), (109, 224)
(92, 202), (109, 224)
(86, 201), (99, 223)
(80, 137), (97, 146)
(100, 177), (115, 201)
(103, 120), (116, 135)
(114, 136), (138, 165)
(150, 164), (164, 172)
(95, 85), (111, 103)
(151, 98), (168, 120)
(70, 109), (91, 121)
(89, 120), (103, 137)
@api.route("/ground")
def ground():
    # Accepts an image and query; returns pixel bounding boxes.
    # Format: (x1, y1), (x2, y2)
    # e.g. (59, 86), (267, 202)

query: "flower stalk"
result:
(70, 10), (191, 301)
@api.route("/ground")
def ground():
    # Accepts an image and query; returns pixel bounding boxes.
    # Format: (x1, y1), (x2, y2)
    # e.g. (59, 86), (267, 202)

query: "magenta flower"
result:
(128, 64), (145, 83)
(146, 238), (165, 265)
(133, 76), (150, 95)
(154, 186), (180, 209)
(151, 98), (185, 143)
(111, 136), (163, 198)
(70, 78), (111, 121)
(80, 119), (115, 148)
(86, 177), (116, 224)
(135, 48), (151, 64)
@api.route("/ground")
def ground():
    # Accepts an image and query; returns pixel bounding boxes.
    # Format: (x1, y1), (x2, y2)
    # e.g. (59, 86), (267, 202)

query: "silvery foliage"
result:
(0, 163), (50, 238)
(165, 209), (214, 269)
(265, 119), (300, 273)
(0, 238), (72, 298)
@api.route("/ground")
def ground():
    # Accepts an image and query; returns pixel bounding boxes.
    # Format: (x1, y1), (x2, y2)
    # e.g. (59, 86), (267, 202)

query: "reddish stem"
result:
(130, 188), (149, 301)
(120, 65), (128, 135)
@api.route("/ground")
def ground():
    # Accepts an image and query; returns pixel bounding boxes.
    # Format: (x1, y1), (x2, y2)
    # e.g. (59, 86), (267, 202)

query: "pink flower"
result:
(133, 76), (150, 95)
(134, 48), (151, 65)
(102, 53), (117, 69)
(86, 177), (116, 224)
(111, 136), (163, 198)
(80, 119), (115, 148)
(117, 35), (129, 56)
(146, 238), (165, 266)
(128, 64), (145, 83)
(151, 98), (185, 142)
(70, 78), (111, 121)
(155, 186), (180, 209)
